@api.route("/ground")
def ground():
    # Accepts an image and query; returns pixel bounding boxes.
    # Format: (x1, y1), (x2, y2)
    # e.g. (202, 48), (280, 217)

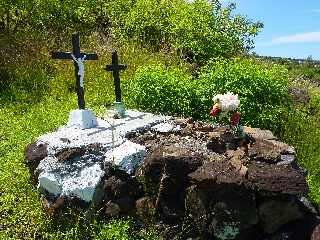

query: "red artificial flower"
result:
(210, 106), (221, 118)
(230, 111), (241, 126)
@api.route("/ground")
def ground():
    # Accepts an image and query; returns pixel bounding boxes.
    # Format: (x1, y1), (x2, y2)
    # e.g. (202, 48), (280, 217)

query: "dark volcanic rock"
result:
(245, 162), (307, 195)
(206, 127), (252, 155)
(185, 184), (259, 239)
(121, 122), (315, 238)
(26, 116), (317, 239)
(207, 128), (239, 153)
(136, 145), (203, 222)
(206, 136), (227, 154)
(54, 147), (85, 162)
(25, 142), (48, 183)
(298, 197), (319, 215)
(103, 167), (143, 216)
(25, 142), (48, 173)
(258, 198), (304, 233)
(115, 197), (135, 214)
(104, 175), (142, 200)
(184, 185), (208, 234)
(289, 87), (310, 104)
(41, 195), (90, 215)
(243, 127), (276, 141)
(248, 139), (293, 163)
(136, 196), (156, 223)
(186, 150), (260, 239)
(136, 145), (203, 195)
(312, 222), (320, 240)
(105, 201), (121, 217)
(262, 215), (320, 240)
(188, 149), (248, 187)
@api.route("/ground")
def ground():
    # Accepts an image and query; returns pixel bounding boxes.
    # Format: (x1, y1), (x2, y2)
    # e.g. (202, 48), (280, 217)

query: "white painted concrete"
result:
(38, 172), (62, 196)
(151, 122), (175, 133)
(105, 140), (146, 174)
(61, 163), (105, 202)
(35, 109), (171, 204)
(67, 109), (98, 129)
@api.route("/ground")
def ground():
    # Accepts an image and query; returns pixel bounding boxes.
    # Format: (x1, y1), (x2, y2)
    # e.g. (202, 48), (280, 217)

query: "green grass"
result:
(0, 97), (159, 239)
(1, 34), (320, 238)
(0, 35), (176, 239)
(279, 87), (320, 206)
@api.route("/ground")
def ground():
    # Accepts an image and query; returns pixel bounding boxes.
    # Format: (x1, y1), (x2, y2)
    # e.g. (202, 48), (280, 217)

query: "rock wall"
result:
(25, 114), (319, 240)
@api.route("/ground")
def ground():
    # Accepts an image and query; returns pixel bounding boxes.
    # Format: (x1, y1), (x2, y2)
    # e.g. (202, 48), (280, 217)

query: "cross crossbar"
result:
(51, 33), (98, 109)
(52, 52), (98, 60)
(105, 64), (126, 71)
(105, 50), (127, 104)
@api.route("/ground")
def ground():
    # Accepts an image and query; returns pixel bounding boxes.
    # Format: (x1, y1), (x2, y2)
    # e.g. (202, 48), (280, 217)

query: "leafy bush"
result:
(126, 64), (195, 116)
(94, 219), (132, 240)
(0, 0), (104, 34)
(108, 0), (263, 63)
(127, 58), (289, 132)
(197, 58), (289, 131)
(1, 0), (262, 64)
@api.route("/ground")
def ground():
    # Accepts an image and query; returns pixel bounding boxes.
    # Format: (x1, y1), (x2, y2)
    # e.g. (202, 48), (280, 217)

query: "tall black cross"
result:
(51, 33), (98, 109)
(105, 50), (127, 103)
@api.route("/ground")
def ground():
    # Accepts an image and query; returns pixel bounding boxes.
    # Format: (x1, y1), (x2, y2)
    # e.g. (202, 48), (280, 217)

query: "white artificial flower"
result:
(212, 94), (223, 102)
(212, 92), (240, 112)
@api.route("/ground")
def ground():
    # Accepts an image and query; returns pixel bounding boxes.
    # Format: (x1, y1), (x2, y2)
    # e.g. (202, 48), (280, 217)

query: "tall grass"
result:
(1, 33), (319, 239)
(279, 89), (320, 206)
(0, 35), (165, 239)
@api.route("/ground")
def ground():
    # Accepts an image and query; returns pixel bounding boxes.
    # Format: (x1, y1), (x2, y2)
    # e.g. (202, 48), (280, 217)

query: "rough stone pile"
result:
(25, 112), (320, 240)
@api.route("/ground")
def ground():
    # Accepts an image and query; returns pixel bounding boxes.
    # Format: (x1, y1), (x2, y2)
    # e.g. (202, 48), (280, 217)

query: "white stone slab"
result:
(38, 172), (62, 196)
(105, 141), (146, 174)
(38, 109), (171, 155)
(103, 109), (172, 136)
(67, 109), (98, 129)
(35, 109), (171, 204)
(36, 151), (106, 203)
(151, 122), (175, 133)
(61, 163), (104, 202)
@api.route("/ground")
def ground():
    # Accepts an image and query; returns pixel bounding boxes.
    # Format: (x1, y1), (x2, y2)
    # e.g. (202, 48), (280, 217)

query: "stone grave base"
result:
(25, 110), (320, 240)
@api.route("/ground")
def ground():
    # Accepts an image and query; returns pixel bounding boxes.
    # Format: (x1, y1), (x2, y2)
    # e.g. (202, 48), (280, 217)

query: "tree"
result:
(107, 0), (263, 64)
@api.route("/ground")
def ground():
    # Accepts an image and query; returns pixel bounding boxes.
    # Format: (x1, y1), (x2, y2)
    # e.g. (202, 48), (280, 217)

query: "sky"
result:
(224, 0), (320, 60)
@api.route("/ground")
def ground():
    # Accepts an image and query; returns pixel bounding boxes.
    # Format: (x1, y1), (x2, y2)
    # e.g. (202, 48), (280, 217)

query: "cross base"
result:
(67, 109), (98, 129)
(114, 102), (126, 118)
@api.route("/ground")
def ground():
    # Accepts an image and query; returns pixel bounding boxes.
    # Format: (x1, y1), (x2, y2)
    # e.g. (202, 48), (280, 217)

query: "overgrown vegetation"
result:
(1, 0), (262, 63)
(127, 58), (289, 133)
(0, 0), (319, 239)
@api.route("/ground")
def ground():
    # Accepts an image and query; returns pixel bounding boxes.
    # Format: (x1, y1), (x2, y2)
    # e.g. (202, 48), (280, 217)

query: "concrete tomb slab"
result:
(34, 109), (171, 204)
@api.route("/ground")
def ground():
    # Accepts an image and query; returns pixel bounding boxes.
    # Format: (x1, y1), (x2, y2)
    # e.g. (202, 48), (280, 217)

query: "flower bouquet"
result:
(209, 92), (245, 139)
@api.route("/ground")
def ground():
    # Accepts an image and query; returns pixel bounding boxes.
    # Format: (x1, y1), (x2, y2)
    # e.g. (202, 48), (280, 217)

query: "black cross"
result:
(51, 33), (98, 109)
(105, 50), (127, 103)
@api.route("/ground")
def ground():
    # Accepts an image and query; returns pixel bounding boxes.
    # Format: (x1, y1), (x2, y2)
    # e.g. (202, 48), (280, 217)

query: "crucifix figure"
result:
(51, 33), (98, 109)
(105, 50), (127, 117)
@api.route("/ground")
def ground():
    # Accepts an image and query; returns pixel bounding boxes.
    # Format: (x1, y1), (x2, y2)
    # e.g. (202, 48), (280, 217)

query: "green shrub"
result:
(197, 58), (290, 131)
(0, 0), (102, 34)
(0, 59), (53, 104)
(1, 0), (262, 64)
(287, 61), (320, 83)
(126, 64), (195, 116)
(107, 0), (262, 63)
(128, 58), (289, 132)
(94, 219), (132, 240)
